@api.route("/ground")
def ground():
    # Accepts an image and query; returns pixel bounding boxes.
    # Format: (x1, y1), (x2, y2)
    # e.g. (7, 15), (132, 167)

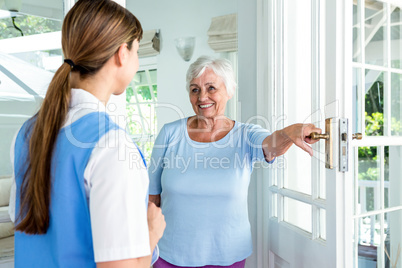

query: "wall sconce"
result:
(174, 37), (195, 62)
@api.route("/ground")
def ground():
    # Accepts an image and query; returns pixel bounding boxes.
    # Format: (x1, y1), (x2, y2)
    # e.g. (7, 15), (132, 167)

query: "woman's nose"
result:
(198, 90), (208, 101)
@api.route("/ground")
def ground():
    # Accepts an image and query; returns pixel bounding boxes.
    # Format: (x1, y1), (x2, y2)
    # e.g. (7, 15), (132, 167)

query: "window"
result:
(126, 68), (157, 164)
(0, 14), (62, 72)
(0, 13), (62, 177)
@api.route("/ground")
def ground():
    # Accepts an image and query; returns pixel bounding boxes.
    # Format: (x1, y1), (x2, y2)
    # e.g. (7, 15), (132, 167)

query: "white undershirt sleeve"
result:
(86, 129), (151, 262)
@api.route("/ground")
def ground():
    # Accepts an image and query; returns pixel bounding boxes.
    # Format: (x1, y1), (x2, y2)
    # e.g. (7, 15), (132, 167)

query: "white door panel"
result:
(260, 0), (353, 267)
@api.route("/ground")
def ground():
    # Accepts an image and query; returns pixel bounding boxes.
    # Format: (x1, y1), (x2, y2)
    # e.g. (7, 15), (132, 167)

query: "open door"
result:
(257, 0), (402, 267)
(264, 0), (350, 267)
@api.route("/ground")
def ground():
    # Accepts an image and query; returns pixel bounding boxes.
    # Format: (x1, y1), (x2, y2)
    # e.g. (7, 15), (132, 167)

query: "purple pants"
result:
(153, 257), (246, 268)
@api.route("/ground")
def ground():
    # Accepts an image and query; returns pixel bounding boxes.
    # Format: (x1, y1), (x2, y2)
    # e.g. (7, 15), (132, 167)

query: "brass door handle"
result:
(310, 132), (329, 140)
(352, 133), (362, 140)
(309, 120), (362, 171)
(311, 132), (362, 140)
(309, 118), (333, 169)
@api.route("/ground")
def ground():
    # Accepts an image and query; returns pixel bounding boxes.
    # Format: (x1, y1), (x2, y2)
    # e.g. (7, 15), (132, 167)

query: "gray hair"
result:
(186, 55), (237, 97)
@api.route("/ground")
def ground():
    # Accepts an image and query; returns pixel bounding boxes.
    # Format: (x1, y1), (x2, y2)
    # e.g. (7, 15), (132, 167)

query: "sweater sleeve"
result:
(148, 125), (169, 195)
(244, 123), (273, 163)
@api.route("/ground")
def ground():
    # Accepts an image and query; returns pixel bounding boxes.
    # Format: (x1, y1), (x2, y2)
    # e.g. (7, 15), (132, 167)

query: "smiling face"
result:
(189, 68), (231, 119)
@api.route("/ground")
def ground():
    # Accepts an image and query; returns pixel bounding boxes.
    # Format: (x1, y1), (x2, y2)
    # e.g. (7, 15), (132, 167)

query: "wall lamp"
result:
(174, 37), (195, 62)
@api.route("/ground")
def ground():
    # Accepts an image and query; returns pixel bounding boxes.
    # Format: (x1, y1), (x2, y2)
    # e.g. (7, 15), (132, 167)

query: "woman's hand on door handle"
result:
(262, 124), (322, 161)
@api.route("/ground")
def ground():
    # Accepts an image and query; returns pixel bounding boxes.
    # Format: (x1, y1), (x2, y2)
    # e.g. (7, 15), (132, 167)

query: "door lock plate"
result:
(339, 118), (348, 172)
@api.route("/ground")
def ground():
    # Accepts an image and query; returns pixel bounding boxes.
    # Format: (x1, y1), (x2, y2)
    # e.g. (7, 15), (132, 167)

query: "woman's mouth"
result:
(198, 103), (214, 109)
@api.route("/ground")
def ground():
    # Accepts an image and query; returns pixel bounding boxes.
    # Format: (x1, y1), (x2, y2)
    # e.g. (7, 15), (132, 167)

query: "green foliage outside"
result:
(126, 83), (158, 164)
(0, 15), (61, 39)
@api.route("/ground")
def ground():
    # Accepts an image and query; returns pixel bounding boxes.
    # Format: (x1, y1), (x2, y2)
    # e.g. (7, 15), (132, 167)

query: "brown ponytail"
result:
(16, 0), (143, 234)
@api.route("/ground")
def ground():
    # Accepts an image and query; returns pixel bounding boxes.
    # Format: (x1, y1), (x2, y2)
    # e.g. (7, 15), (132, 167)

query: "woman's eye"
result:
(191, 88), (199, 93)
(208, 86), (216, 91)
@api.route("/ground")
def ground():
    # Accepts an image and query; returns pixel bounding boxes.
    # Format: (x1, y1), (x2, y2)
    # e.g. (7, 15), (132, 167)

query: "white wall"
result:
(126, 0), (237, 131)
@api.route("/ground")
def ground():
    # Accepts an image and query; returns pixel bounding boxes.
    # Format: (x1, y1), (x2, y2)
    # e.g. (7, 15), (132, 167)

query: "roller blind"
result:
(207, 13), (237, 52)
(138, 29), (160, 58)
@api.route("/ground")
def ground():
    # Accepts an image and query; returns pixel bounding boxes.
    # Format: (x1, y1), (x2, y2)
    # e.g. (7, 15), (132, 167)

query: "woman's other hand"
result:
(147, 202), (165, 252)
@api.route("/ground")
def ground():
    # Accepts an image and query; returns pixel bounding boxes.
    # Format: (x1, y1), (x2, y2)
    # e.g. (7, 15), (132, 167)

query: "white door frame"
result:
(324, 0), (354, 266)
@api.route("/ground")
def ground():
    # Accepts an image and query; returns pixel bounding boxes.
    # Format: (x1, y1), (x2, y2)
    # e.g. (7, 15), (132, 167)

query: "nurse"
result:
(10, 0), (165, 267)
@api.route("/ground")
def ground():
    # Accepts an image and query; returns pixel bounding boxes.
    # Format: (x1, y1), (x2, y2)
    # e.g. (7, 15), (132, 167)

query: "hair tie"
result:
(64, 59), (76, 69)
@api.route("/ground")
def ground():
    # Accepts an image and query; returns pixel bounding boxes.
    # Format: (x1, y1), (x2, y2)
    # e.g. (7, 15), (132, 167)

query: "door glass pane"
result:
(365, 70), (384, 136)
(365, 1), (386, 66)
(358, 146), (380, 214)
(353, 68), (363, 133)
(356, 215), (381, 268)
(384, 210), (402, 268)
(285, 147), (312, 194)
(385, 146), (402, 210)
(283, 0), (312, 195)
(353, 2), (361, 63)
(385, 146), (390, 210)
(271, 193), (278, 218)
(391, 73), (402, 136)
(390, 6), (402, 69)
(284, 197), (312, 233)
(319, 208), (326, 240)
(271, 160), (278, 186)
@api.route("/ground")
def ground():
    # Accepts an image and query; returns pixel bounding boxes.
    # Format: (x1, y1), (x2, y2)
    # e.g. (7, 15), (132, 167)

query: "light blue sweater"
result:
(148, 118), (272, 266)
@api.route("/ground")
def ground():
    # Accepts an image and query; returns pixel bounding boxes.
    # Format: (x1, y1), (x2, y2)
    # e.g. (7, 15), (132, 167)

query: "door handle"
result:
(352, 133), (362, 140)
(309, 121), (363, 171)
(309, 132), (329, 140)
(308, 118), (334, 169)
(310, 132), (362, 140)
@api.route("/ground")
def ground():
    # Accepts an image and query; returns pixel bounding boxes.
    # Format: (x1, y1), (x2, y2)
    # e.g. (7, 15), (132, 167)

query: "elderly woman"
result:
(149, 56), (321, 268)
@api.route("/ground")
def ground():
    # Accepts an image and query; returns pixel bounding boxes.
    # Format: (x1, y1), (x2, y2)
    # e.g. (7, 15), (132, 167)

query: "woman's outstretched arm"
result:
(262, 123), (322, 162)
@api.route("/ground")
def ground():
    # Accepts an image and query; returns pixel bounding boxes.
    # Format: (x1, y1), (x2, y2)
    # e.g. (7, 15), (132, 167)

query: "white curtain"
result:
(207, 13), (237, 52)
(139, 29), (160, 58)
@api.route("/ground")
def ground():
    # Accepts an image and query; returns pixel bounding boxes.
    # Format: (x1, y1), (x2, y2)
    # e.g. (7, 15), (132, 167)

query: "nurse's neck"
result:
(69, 64), (117, 106)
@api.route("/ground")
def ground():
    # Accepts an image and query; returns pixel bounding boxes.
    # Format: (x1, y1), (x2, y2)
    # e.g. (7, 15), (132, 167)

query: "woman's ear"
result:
(228, 87), (235, 100)
(115, 43), (129, 67)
